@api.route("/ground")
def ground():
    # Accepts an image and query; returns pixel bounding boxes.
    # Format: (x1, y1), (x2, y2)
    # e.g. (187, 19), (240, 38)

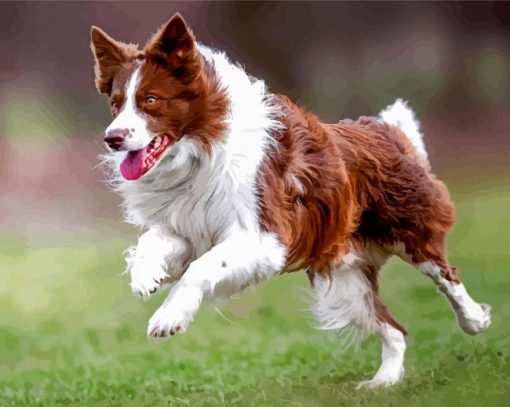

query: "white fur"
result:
(312, 248), (408, 388)
(104, 45), (282, 245)
(394, 245), (491, 335)
(357, 323), (406, 389)
(127, 228), (191, 299)
(418, 261), (492, 335)
(97, 39), (492, 387)
(311, 255), (377, 337)
(148, 227), (286, 336)
(379, 98), (428, 162)
(101, 44), (287, 336)
(105, 66), (155, 151)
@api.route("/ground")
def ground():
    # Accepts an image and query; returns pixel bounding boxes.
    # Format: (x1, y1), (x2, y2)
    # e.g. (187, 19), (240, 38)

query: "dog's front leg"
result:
(126, 228), (191, 299)
(147, 230), (286, 337)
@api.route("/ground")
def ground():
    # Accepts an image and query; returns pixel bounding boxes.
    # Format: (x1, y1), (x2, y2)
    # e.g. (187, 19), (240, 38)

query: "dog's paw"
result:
(129, 264), (169, 300)
(147, 305), (192, 338)
(357, 378), (394, 390)
(458, 303), (492, 335)
(357, 365), (404, 390)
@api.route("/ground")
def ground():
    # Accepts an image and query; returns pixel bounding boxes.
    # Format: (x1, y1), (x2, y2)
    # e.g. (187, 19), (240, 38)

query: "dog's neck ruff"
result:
(103, 44), (282, 255)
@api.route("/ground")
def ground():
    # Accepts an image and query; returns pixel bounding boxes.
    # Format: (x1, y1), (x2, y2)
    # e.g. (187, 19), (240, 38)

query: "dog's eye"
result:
(110, 100), (119, 118)
(146, 95), (158, 104)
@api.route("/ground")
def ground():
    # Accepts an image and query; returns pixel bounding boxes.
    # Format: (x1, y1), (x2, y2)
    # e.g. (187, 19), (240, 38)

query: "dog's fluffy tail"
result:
(379, 98), (428, 164)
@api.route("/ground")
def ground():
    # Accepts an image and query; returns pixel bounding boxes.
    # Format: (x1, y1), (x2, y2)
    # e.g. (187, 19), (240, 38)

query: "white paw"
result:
(129, 264), (169, 300)
(458, 303), (492, 335)
(357, 378), (399, 389)
(357, 375), (403, 390)
(357, 366), (404, 390)
(147, 305), (193, 338)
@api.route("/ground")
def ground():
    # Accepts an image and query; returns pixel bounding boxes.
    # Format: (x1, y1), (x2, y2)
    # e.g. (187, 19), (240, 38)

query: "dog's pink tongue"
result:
(120, 149), (146, 180)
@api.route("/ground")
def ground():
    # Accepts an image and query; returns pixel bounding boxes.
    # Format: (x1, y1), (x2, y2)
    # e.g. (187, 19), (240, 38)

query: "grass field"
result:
(1, 175), (509, 406)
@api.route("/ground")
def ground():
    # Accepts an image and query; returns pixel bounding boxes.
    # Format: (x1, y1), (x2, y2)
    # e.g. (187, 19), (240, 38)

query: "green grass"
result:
(1, 177), (509, 406)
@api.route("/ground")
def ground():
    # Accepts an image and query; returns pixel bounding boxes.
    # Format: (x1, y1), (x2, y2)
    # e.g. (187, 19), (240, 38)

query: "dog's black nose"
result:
(104, 128), (129, 150)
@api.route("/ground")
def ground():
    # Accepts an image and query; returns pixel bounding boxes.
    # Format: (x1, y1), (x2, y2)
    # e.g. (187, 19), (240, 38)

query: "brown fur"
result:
(90, 14), (228, 152)
(91, 14), (461, 336)
(257, 95), (460, 334)
(257, 95), (357, 275)
(90, 26), (141, 95)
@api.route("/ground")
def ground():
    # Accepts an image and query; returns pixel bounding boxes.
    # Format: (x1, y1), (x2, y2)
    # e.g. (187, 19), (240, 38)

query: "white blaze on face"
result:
(105, 65), (152, 151)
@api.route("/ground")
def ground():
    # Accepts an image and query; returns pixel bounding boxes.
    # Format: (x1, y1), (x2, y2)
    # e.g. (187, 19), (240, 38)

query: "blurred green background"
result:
(0, 1), (509, 406)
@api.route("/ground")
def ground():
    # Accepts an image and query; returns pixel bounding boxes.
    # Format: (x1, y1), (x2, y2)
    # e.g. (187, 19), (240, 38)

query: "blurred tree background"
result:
(0, 1), (508, 242)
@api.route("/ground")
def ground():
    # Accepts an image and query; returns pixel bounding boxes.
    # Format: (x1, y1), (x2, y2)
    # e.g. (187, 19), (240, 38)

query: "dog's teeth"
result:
(154, 136), (162, 149)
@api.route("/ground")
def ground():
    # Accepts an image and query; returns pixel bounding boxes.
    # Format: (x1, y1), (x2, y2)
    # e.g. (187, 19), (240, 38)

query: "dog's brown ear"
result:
(146, 13), (201, 81)
(90, 26), (127, 95)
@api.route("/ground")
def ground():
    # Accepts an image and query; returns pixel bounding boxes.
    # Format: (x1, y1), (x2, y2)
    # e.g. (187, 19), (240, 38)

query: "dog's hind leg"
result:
(356, 321), (407, 389)
(388, 174), (492, 335)
(394, 241), (491, 335)
(312, 251), (407, 388)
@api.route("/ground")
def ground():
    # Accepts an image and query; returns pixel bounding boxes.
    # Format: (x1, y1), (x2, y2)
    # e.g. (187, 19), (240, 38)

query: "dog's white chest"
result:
(121, 161), (242, 258)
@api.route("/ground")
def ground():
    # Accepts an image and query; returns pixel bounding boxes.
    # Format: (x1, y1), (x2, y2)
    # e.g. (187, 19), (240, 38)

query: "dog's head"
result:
(91, 13), (227, 180)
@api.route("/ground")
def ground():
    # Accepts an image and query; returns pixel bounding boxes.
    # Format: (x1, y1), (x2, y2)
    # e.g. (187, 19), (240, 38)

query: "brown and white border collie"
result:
(90, 13), (491, 388)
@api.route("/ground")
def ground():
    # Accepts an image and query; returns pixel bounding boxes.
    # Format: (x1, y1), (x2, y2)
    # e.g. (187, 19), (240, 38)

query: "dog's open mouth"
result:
(120, 134), (175, 180)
